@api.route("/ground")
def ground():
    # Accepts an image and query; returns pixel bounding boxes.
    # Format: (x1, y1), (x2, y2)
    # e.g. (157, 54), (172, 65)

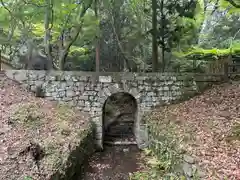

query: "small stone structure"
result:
(4, 70), (223, 149)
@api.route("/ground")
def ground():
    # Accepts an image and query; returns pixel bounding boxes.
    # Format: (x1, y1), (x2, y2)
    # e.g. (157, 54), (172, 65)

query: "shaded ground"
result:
(82, 145), (143, 180)
(148, 82), (240, 179)
(0, 72), (91, 180)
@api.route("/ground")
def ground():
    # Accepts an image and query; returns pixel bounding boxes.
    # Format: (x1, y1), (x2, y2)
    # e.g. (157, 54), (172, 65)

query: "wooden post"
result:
(224, 62), (229, 81)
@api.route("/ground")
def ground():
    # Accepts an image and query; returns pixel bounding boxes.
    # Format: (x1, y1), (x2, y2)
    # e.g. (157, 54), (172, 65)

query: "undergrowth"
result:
(129, 148), (201, 180)
(129, 110), (202, 180)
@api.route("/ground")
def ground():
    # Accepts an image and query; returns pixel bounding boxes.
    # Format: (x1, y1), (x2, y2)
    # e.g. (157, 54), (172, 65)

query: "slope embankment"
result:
(0, 72), (95, 180)
(144, 82), (240, 179)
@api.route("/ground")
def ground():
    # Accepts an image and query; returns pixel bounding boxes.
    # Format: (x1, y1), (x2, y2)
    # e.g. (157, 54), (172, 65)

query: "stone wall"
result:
(4, 70), (223, 149)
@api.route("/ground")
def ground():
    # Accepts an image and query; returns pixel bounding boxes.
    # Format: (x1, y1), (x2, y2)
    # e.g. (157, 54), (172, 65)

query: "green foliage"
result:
(24, 176), (33, 180)
(169, 44), (240, 72)
(194, 0), (205, 26)
(168, 58), (208, 73)
(219, 0), (240, 14)
(130, 113), (184, 178)
(200, 11), (240, 49)
(173, 45), (240, 60)
(130, 107), (204, 179)
(0, 0), (96, 69)
(156, 0), (203, 52)
(147, 120), (183, 171)
(130, 148), (202, 179)
(69, 46), (89, 55)
(0, 0), (239, 71)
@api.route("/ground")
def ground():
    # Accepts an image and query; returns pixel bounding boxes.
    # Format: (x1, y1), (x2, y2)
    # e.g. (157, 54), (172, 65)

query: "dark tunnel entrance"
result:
(102, 92), (138, 145)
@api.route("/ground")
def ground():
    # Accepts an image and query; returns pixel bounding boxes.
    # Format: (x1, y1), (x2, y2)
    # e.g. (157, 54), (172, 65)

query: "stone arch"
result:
(99, 90), (142, 149)
(102, 92), (138, 136)
(94, 84), (148, 150)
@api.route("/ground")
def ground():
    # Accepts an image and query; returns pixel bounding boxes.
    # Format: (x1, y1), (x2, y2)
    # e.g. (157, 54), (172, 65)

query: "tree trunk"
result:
(152, 0), (158, 72)
(58, 0), (93, 70)
(95, 44), (100, 72)
(160, 0), (165, 72)
(44, 0), (53, 69)
(59, 49), (68, 70)
(94, 0), (100, 72)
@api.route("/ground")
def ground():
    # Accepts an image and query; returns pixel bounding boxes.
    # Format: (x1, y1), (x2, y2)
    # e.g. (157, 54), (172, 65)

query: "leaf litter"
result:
(150, 82), (240, 179)
(0, 72), (90, 180)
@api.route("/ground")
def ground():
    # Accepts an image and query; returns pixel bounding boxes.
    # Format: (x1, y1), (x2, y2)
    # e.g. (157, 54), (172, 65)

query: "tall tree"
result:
(94, 0), (100, 72)
(44, 0), (54, 68)
(152, 0), (158, 72)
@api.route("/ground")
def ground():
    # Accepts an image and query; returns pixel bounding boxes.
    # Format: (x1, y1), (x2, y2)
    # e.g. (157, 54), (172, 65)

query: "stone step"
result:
(104, 140), (137, 145)
(104, 133), (132, 138)
(105, 120), (134, 127)
(105, 131), (133, 136)
(118, 120), (134, 123)
(106, 132), (133, 135)
(107, 122), (134, 128)
(104, 135), (135, 142)
(106, 127), (133, 133)
(106, 123), (134, 130)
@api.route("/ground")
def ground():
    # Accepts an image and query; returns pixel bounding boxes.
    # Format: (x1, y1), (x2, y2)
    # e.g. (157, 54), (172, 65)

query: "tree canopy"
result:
(0, 0), (239, 72)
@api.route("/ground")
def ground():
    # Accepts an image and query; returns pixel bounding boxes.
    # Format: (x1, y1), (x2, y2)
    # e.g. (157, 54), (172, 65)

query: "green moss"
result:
(44, 139), (65, 171)
(42, 123), (94, 178)
(226, 122), (240, 141)
(10, 103), (44, 127)
(55, 103), (77, 122)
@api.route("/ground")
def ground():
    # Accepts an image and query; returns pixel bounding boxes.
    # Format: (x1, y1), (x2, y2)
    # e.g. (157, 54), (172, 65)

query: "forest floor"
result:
(0, 72), (91, 180)
(146, 81), (240, 179)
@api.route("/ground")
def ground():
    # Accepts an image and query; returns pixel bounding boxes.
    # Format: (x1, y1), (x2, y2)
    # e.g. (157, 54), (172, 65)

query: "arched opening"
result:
(102, 92), (138, 145)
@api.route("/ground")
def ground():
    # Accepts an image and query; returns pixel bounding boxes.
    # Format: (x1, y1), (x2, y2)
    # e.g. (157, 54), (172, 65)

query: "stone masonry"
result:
(4, 70), (223, 149)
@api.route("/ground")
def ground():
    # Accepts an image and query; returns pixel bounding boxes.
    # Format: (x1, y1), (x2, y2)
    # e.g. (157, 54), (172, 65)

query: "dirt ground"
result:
(82, 145), (143, 180)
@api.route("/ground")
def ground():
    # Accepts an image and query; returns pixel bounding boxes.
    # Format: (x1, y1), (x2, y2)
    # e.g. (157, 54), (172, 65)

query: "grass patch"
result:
(129, 148), (201, 180)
